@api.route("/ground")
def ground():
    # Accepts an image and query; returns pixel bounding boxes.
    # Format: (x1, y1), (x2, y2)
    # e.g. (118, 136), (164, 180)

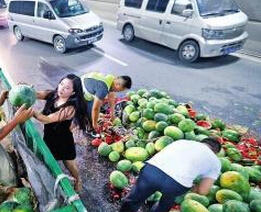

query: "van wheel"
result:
(178, 40), (200, 63)
(14, 26), (24, 41)
(123, 24), (134, 42)
(54, 35), (67, 53)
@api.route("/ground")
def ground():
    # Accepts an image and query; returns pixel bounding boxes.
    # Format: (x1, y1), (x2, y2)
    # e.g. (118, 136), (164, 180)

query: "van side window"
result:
(37, 2), (52, 18)
(146, 0), (169, 13)
(172, 0), (192, 16)
(9, 1), (35, 16)
(125, 0), (143, 8)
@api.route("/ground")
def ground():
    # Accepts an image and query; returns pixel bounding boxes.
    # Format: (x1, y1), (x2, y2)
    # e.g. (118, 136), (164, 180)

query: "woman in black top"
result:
(33, 74), (89, 192)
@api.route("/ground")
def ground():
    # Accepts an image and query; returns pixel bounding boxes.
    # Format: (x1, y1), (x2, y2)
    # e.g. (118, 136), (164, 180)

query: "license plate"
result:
(87, 37), (97, 44)
(222, 45), (241, 55)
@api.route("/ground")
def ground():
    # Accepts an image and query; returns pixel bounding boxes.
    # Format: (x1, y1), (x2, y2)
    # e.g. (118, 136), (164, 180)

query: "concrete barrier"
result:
(89, 0), (261, 22)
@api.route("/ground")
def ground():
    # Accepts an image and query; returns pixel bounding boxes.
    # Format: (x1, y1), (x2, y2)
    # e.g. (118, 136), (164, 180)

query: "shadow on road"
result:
(119, 38), (240, 69)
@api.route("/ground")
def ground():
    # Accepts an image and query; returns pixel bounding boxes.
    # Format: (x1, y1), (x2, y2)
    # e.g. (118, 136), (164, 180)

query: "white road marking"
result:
(232, 53), (261, 64)
(91, 48), (128, 67)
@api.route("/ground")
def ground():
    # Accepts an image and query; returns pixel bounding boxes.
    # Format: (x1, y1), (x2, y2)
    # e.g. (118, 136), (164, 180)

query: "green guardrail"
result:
(0, 69), (87, 212)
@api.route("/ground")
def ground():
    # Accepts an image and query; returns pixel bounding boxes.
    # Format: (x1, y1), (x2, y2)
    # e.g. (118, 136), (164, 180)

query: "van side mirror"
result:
(43, 11), (55, 20)
(182, 9), (193, 17)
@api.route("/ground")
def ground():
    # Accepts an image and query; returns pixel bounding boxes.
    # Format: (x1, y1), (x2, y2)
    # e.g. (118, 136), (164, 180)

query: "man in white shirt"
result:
(120, 137), (221, 212)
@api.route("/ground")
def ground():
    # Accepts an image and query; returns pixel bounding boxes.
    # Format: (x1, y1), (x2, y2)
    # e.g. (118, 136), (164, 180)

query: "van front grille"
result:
(222, 25), (245, 39)
(80, 27), (103, 40)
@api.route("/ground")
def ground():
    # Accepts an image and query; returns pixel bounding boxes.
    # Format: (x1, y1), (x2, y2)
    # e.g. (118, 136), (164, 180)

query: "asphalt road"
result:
(0, 22), (261, 135)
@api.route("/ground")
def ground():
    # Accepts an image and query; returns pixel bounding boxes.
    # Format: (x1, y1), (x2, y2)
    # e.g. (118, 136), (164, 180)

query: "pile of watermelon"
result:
(0, 187), (35, 212)
(91, 88), (261, 212)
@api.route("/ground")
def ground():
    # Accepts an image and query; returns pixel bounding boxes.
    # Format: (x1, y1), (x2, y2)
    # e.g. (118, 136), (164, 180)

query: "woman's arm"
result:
(36, 90), (52, 100)
(34, 106), (75, 124)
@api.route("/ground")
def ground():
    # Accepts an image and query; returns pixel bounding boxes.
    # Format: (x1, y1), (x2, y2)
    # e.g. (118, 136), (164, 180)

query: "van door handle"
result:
(159, 19), (162, 25)
(166, 21), (171, 24)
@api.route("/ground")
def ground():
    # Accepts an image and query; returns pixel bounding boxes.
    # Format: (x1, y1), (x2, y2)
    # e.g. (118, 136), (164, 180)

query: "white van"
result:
(0, 0), (8, 27)
(8, 0), (103, 53)
(117, 0), (248, 62)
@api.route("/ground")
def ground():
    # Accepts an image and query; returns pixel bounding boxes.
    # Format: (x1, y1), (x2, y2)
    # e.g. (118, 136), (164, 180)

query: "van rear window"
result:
(125, 0), (143, 9)
(9, 1), (35, 16)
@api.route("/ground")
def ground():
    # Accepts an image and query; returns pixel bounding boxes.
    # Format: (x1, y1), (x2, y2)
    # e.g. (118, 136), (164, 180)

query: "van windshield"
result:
(0, 0), (7, 8)
(50, 0), (89, 18)
(196, 0), (239, 17)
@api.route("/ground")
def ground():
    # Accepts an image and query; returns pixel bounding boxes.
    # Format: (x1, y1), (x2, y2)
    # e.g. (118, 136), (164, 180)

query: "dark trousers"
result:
(120, 164), (190, 212)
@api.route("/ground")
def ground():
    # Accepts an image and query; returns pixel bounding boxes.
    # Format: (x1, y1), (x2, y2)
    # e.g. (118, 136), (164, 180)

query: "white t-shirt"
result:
(147, 140), (221, 188)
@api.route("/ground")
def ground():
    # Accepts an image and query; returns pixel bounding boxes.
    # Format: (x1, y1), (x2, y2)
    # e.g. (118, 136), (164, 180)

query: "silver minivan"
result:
(117, 0), (248, 62)
(8, 0), (104, 53)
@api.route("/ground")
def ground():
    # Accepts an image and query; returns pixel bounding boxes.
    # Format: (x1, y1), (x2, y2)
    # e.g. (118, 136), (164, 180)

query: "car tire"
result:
(14, 26), (24, 41)
(123, 24), (135, 42)
(178, 40), (200, 63)
(53, 35), (67, 53)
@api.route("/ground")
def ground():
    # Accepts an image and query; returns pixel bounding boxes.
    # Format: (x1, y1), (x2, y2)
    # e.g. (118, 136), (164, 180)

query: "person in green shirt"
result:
(81, 72), (132, 133)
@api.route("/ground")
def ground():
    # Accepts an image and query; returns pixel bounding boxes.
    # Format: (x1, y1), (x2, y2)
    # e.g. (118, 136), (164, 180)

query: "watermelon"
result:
(125, 139), (136, 149)
(111, 141), (124, 153)
(132, 161), (145, 173)
(9, 84), (36, 108)
(219, 157), (232, 172)
(136, 117), (147, 128)
(113, 117), (122, 126)
(169, 113), (185, 125)
(143, 108), (154, 120)
(174, 194), (185, 204)
(181, 199), (209, 212)
(109, 171), (128, 189)
(223, 200), (250, 212)
(148, 131), (160, 140)
(164, 126), (184, 140)
(147, 191), (162, 202)
(220, 171), (250, 199)
(184, 193), (210, 207)
(194, 126), (211, 136)
(116, 160), (132, 172)
(13, 188), (31, 205)
(195, 114), (207, 121)
(211, 119), (226, 131)
(145, 142), (156, 156)
(206, 185), (220, 204)
(222, 130), (240, 143)
(13, 204), (34, 212)
(138, 98), (148, 108)
(124, 104), (135, 115)
(250, 199), (261, 212)
(216, 189), (243, 203)
(155, 136), (173, 151)
(230, 163), (249, 181)
(142, 120), (157, 132)
(98, 142), (112, 156)
(246, 188), (261, 203)
(154, 113), (168, 122)
(208, 204), (223, 212)
(155, 121), (168, 132)
(154, 103), (171, 115)
(226, 148), (242, 162)
(129, 111), (140, 122)
(0, 201), (19, 211)
(178, 119), (196, 132)
(125, 147), (149, 162)
(147, 101), (156, 110)
(108, 151), (120, 162)
(245, 167), (261, 183)
(135, 140), (146, 148)
(130, 94), (141, 104)
(176, 105), (189, 117)
(137, 89), (147, 97)
(149, 89), (163, 99)
(185, 131), (197, 140)
(195, 134), (208, 141)
(133, 127), (145, 139)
